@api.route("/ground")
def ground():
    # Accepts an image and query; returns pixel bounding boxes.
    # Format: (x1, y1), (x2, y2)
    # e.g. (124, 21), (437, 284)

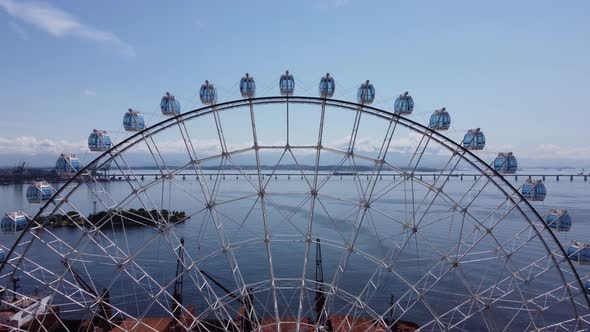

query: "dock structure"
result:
(109, 318), (174, 332)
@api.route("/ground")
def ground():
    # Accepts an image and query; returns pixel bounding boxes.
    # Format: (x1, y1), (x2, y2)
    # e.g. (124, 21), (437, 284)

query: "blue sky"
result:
(0, 0), (589, 167)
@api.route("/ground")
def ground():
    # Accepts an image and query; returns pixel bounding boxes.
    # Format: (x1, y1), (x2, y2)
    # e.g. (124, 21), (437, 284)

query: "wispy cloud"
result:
(0, 0), (135, 58)
(0, 136), (241, 157)
(83, 89), (96, 96)
(312, 0), (350, 9)
(8, 21), (28, 40)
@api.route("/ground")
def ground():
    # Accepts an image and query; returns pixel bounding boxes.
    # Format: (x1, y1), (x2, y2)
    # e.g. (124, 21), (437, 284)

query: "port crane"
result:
(62, 259), (112, 331)
(173, 238), (256, 330)
(14, 161), (27, 175)
(198, 269), (256, 331)
(172, 237), (185, 320)
(315, 238), (332, 331)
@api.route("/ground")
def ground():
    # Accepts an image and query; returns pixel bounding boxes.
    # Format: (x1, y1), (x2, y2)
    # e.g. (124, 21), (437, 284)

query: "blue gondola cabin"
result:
(55, 154), (81, 177)
(200, 81), (217, 105)
(357, 80), (375, 104)
(521, 179), (546, 201)
(161, 92), (181, 116)
(1, 211), (28, 233)
(319, 73), (335, 98)
(240, 73), (256, 98)
(429, 108), (451, 130)
(546, 209), (571, 232)
(26, 181), (52, 204)
(279, 71), (295, 96)
(463, 128), (486, 150)
(494, 152), (518, 174)
(88, 129), (112, 152)
(568, 241), (590, 264)
(394, 91), (414, 115)
(123, 109), (145, 132)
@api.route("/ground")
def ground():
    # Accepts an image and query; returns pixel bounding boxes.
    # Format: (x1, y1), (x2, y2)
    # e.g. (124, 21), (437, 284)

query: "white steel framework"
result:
(0, 96), (588, 331)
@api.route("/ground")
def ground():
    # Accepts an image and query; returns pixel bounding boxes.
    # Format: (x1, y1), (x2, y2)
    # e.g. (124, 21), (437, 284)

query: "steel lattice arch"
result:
(1, 93), (590, 331)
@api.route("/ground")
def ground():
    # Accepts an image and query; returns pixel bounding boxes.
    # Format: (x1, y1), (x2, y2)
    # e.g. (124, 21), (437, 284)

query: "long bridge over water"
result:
(1, 170), (588, 185)
(107, 172), (590, 182)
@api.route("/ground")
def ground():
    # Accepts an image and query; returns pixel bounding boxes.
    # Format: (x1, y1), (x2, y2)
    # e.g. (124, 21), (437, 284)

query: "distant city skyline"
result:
(0, 0), (589, 167)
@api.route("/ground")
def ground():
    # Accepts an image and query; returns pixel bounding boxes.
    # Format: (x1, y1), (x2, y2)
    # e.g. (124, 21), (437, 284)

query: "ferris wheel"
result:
(0, 71), (589, 331)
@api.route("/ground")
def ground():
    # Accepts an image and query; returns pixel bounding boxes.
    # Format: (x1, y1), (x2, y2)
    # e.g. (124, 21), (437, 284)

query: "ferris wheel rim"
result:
(2, 95), (588, 329)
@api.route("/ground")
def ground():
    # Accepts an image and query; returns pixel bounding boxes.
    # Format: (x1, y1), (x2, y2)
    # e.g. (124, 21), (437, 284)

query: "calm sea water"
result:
(0, 169), (589, 328)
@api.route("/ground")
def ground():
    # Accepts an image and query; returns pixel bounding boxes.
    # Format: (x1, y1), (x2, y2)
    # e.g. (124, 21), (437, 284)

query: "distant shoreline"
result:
(0, 164), (439, 172)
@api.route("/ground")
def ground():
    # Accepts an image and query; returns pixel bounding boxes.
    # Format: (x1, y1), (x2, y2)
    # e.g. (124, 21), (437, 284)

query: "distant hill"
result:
(125, 164), (440, 172)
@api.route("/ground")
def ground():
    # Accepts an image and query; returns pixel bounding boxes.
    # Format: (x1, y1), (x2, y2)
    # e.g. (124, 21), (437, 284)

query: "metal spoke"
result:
(322, 116), (399, 323)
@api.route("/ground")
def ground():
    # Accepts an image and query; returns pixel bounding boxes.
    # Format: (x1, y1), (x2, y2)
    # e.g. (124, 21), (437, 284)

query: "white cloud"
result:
(0, 136), (86, 155)
(0, 0), (135, 58)
(83, 89), (96, 96)
(483, 144), (517, 155)
(195, 20), (206, 30)
(326, 132), (447, 156)
(484, 143), (590, 163)
(1, 135), (589, 169)
(0, 136), (251, 157)
(325, 134), (590, 166)
(143, 138), (224, 155)
(528, 144), (590, 160)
